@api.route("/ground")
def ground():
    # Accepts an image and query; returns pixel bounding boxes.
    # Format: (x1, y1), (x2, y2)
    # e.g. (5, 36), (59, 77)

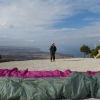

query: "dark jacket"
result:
(49, 46), (57, 53)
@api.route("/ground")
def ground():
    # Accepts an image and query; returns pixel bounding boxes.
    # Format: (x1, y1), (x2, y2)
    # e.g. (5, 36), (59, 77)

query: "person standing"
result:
(49, 42), (57, 62)
(95, 48), (100, 59)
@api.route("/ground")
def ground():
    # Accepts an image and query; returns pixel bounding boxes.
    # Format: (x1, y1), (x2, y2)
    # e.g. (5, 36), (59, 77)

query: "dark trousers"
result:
(50, 52), (55, 61)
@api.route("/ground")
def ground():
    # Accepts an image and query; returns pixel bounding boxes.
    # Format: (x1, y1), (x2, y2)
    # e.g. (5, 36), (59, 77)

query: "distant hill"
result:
(0, 46), (75, 61)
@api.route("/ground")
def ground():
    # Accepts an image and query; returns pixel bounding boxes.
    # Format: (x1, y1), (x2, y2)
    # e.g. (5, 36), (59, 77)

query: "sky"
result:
(0, 0), (100, 56)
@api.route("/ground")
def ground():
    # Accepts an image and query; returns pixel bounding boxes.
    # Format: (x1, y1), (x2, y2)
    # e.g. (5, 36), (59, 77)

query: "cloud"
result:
(86, 34), (100, 38)
(84, 17), (100, 20)
(0, 0), (100, 49)
(61, 28), (77, 31)
(0, 23), (14, 28)
(45, 21), (100, 46)
(42, 28), (77, 34)
(0, 35), (9, 38)
(26, 40), (35, 42)
(0, 0), (100, 30)
(12, 37), (22, 39)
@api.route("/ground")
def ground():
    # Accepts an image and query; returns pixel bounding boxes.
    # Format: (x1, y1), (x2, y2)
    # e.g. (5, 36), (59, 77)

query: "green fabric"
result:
(92, 73), (100, 98)
(0, 72), (98, 100)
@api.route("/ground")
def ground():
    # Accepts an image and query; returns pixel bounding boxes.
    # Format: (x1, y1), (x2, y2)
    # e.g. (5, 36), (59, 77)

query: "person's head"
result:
(52, 42), (55, 46)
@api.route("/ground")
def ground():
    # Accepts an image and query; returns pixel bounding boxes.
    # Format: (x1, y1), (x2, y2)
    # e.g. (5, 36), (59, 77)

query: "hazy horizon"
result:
(0, 45), (91, 57)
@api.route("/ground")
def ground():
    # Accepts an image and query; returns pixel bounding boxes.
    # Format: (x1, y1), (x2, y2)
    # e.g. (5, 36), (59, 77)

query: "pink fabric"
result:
(0, 68), (99, 78)
(87, 71), (100, 75)
(0, 68), (71, 78)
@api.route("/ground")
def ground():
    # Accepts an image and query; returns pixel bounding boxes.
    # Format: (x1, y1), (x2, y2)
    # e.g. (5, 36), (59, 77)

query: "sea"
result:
(41, 46), (90, 58)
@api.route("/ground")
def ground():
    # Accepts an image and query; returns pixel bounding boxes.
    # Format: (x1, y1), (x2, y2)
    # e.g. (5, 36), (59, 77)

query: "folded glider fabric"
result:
(0, 68), (100, 78)
(0, 68), (71, 78)
(0, 68), (100, 100)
